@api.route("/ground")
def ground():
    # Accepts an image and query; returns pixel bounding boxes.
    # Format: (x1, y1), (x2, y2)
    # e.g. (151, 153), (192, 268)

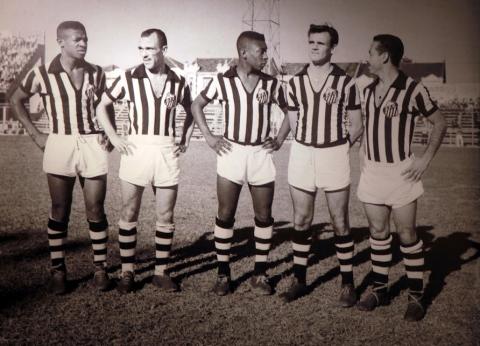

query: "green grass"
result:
(0, 136), (479, 345)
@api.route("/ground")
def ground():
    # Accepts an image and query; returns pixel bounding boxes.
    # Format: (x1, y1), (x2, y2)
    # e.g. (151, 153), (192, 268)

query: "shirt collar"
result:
(366, 70), (408, 90)
(131, 63), (180, 82)
(223, 66), (272, 80)
(47, 54), (96, 74)
(296, 63), (345, 77)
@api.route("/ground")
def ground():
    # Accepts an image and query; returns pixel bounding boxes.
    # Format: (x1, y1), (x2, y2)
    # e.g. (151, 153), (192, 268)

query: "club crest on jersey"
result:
(256, 88), (269, 104)
(383, 101), (398, 118)
(85, 83), (96, 99)
(323, 87), (338, 105)
(164, 92), (177, 109)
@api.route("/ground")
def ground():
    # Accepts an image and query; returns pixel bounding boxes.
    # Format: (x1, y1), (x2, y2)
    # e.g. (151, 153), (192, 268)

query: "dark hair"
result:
(236, 31), (266, 50)
(308, 24), (338, 47)
(373, 34), (404, 67)
(141, 28), (168, 47)
(56, 21), (86, 39)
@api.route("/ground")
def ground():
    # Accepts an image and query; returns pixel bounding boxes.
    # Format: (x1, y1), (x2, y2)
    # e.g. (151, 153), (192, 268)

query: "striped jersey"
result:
(286, 64), (360, 148)
(20, 54), (106, 135)
(106, 64), (193, 143)
(360, 71), (438, 164)
(201, 66), (285, 145)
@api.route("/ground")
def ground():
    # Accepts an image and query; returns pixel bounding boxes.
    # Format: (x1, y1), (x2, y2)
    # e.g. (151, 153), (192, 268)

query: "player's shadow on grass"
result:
(422, 231), (480, 309)
(353, 227), (480, 311)
(0, 230), (102, 309)
(132, 221), (292, 289)
(266, 225), (372, 296)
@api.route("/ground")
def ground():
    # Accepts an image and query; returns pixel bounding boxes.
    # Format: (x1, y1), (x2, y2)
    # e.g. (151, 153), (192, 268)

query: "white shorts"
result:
(43, 133), (108, 178)
(288, 141), (350, 192)
(119, 135), (179, 187)
(217, 139), (275, 186)
(357, 156), (424, 209)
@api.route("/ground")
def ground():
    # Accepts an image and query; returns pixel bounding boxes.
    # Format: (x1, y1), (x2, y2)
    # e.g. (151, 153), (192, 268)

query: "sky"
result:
(1, 0), (479, 83)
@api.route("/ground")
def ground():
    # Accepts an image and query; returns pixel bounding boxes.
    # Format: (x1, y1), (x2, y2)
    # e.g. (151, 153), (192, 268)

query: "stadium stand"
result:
(1, 40), (478, 146)
(0, 32), (45, 135)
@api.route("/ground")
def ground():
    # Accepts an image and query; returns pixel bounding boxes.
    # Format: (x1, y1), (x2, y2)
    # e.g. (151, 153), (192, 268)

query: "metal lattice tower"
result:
(242, 0), (281, 75)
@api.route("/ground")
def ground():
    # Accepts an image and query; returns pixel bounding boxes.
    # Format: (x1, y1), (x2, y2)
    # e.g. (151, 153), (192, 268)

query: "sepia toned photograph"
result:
(0, 0), (479, 344)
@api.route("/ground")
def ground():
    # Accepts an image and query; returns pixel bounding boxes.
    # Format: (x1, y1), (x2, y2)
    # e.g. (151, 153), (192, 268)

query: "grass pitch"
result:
(0, 136), (479, 345)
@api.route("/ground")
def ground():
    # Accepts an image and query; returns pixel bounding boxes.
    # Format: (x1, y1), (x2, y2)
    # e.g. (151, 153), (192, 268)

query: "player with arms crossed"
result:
(96, 28), (194, 294)
(10, 21), (112, 294)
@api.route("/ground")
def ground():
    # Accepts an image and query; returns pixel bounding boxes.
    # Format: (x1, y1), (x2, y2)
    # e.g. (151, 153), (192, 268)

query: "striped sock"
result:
(370, 235), (393, 293)
(214, 217), (234, 277)
(292, 229), (312, 284)
(253, 217), (274, 275)
(335, 234), (354, 285)
(47, 218), (68, 270)
(118, 220), (137, 274)
(88, 217), (108, 268)
(400, 239), (424, 298)
(154, 222), (175, 276)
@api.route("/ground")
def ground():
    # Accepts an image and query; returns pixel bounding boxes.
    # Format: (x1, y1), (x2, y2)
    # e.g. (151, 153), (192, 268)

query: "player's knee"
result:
(254, 214), (273, 227)
(397, 226), (417, 245)
(85, 204), (104, 221)
(121, 205), (139, 223)
(330, 213), (349, 235)
(217, 207), (236, 224)
(369, 224), (389, 240)
(294, 212), (313, 230)
(156, 209), (174, 225)
(50, 202), (70, 221)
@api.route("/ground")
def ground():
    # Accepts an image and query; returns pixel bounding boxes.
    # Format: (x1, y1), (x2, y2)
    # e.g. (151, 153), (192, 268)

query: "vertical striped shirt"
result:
(106, 64), (193, 144)
(201, 66), (284, 145)
(20, 54), (106, 135)
(360, 71), (438, 164)
(286, 64), (360, 148)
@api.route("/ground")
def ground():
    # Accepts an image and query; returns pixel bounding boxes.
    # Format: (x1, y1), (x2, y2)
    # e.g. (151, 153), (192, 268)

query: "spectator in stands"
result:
(0, 32), (39, 92)
(452, 120), (464, 147)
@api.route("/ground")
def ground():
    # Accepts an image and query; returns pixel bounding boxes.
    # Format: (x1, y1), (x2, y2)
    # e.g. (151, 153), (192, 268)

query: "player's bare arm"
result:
(401, 109), (447, 182)
(96, 93), (136, 155)
(175, 104), (195, 155)
(9, 88), (48, 151)
(265, 108), (291, 152)
(348, 108), (363, 146)
(191, 94), (232, 156)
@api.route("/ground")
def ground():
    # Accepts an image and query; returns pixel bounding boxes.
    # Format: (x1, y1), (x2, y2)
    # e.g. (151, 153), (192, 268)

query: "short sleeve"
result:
(106, 73), (128, 101)
(200, 77), (219, 101)
(412, 83), (438, 117)
(180, 81), (192, 108)
(19, 68), (41, 96)
(286, 78), (300, 111)
(345, 79), (361, 111)
(269, 78), (286, 109)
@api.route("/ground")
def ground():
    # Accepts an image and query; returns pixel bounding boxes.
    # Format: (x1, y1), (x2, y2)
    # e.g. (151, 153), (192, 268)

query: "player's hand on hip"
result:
(206, 135), (232, 156)
(262, 137), (280, 153)
(98, 133), (114, 152)
(174, 143), (188, 157)
(110, 135), (136, 155)
(401, 157), (428, 182)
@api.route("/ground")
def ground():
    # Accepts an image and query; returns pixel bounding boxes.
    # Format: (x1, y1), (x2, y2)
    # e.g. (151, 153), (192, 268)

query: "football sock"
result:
(118, 220), (137, 274)
(214, 217), (234, 277)
(253, 217), (274, 275)
(154, 222), (175, 276)
(292, 228), (312, 284)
